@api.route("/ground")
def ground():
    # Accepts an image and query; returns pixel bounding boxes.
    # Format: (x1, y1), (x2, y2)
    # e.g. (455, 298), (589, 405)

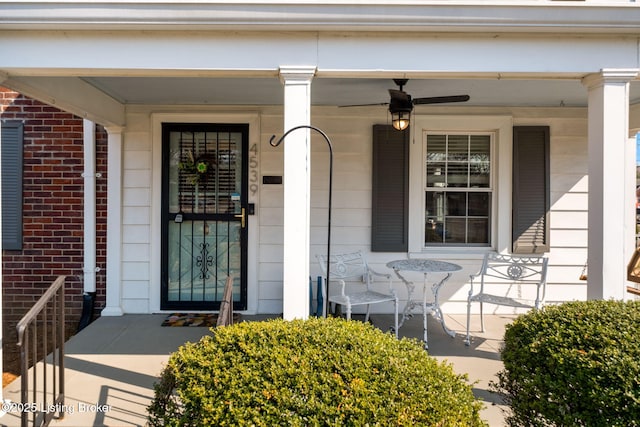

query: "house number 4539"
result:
(249, 143), (259, 196)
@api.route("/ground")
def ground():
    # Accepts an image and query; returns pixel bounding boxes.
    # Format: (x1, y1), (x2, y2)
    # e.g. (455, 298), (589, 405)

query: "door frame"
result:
(150, 112), (260, 314)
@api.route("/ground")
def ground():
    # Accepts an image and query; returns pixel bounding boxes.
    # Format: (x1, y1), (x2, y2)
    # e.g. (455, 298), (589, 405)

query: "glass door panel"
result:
(167, 221), (241, 303)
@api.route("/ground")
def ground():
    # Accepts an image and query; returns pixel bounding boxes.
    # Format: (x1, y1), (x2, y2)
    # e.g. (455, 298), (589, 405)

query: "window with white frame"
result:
(424, 133), (492, 246)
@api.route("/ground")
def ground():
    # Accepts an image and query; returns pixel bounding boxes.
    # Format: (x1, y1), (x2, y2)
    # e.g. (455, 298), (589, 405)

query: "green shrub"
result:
(494, 300), (640, 427)
(148, 317), (485, 426)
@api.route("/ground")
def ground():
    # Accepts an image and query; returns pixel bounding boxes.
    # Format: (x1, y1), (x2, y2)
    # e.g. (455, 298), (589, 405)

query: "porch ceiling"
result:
(80, 76), (640, 108)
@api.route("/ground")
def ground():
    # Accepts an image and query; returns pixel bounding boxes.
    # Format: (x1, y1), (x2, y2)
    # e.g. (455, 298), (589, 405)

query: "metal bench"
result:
(465, 252), (548, 346)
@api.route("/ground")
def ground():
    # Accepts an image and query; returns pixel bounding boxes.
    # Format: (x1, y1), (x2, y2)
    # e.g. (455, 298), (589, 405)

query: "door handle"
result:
(234, 207), (246, 228)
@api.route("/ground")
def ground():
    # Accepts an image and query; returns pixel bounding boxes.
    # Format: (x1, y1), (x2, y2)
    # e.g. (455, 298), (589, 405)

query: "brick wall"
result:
(1, 87), (108, 374)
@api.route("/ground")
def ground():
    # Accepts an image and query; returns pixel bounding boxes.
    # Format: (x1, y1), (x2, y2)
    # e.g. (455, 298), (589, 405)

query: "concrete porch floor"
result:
(1, 312), (514, 427)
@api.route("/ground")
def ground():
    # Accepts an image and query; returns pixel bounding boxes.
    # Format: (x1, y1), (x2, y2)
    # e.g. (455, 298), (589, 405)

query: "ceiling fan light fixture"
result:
(392, 110), (410, 131)
(340, 79), (469, 132)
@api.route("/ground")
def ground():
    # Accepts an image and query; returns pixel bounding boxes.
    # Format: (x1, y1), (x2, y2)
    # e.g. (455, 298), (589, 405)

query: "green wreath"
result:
(178, 151), (212, 184)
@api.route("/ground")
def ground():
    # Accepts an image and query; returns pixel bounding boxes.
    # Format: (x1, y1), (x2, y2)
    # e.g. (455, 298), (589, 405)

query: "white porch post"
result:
(102, 126), (124, 316)
(279, 66), (316, 320)
(583, 69), (638, 300)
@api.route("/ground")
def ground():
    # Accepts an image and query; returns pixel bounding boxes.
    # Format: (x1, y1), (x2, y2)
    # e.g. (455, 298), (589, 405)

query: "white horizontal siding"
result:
(551, 174), (587, 193)
(123, 150), (151, 171)
(122, 244), (150, 262)
(257, 111), (284, 313)
(260, 207), (284, 226)
(122, 260), (149, 280)
(259, 225), (283, 244)
(259, 244), (282, 263)
(123, 169), (151, 187)
(533, 115), (588, 295)
(551, 211), (588, 229)
(122, 281), (149, 299)
(300, 107), (589, 314)
(121, 299), (150, 314)
(120, 112), (154, 314)
(551, 192), (588, 211)
(121, 153), (151, 317)
(552, 154), (587, 174)
(122, 188), (150, 207)
(122, 225), (150, 244)
(116, 104), (594, 315)
(123, 206), (150, 225)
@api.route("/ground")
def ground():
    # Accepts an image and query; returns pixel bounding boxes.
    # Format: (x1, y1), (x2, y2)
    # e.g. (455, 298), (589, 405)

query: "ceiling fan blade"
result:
(413, 95), (470, 105)
(339, 102), (389, 108)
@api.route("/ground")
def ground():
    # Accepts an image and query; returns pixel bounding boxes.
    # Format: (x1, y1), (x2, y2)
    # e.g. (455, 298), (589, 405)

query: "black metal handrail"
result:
(16, 276), (66, 427)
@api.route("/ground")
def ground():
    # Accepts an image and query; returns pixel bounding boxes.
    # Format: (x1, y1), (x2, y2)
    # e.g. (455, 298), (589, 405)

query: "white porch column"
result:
(102, 126), (124, 316)
(279, 66), (316, 320)
(583, 69), (638, 300)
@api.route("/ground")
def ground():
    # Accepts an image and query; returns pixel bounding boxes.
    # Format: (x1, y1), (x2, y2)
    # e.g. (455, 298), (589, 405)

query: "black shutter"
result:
(371, 125), (409, 252)
(2, 121), (24, 250)
(512, 126), (550, 254)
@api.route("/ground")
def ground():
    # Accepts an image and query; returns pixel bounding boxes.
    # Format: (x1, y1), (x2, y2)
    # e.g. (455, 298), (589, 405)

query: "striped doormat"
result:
(161, 312), (240, 327)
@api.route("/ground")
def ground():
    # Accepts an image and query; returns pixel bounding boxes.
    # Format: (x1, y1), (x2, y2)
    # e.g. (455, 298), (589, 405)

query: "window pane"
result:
(426, 162), (446, 188)
(447, 162), (468, 188)
(445, 218), (466, 243)
(426, 135), (447, 161)
(470, 135), (490, 188)
(469, 164), (490, 187)
(468, 218), (489, 244)
(426, 191), (446, 244)
(470, 135), (490, 159)
(425, 218), (445, 243)
(426, 135), (447, 188)
(425, 192), (446, 218)
(446, 192), (466, 216)
(448, 136), (469, 187)
(468, 192), (490, 216)
(447, 135), (469, 161)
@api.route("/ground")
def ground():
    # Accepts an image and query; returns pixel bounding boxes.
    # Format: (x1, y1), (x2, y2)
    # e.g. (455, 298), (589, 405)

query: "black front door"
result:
(161, 123), (248, 310)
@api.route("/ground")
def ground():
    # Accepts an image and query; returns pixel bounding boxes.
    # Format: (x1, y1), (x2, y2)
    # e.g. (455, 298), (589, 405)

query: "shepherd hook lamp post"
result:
(270, 125), (333, 318)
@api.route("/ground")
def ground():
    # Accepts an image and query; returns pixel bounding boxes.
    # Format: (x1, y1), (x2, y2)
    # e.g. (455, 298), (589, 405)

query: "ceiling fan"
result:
(346, 79), (470, 131)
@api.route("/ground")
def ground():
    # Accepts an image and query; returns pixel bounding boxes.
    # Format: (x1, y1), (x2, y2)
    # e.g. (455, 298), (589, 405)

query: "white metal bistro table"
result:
(386, 259), (462, 349)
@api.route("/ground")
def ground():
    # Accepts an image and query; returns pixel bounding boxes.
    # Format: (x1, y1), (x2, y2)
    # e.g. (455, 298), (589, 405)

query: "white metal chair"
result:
(465, 252), (549, 345)
(316, 251), (399, 337)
